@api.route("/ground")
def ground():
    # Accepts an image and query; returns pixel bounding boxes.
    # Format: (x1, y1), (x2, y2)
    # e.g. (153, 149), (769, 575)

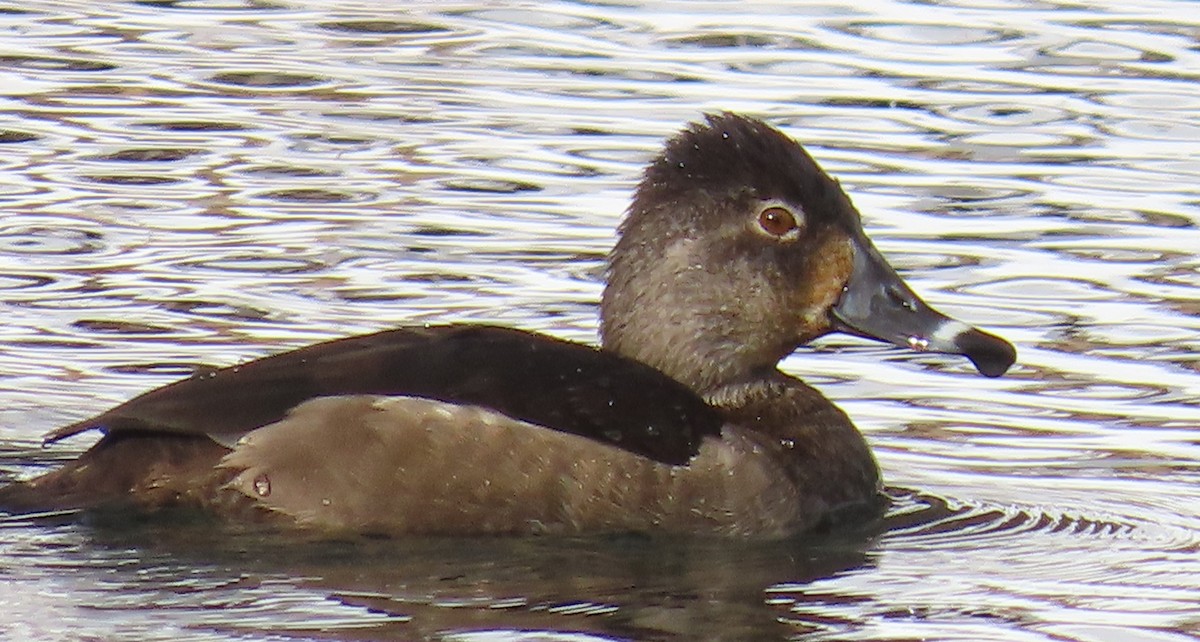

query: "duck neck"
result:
(599, 236), (789, 394)
(600, 316), (772, 394)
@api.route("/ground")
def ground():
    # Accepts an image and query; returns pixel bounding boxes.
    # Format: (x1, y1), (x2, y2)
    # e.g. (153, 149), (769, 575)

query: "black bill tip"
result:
(956, 327), (1017, 378)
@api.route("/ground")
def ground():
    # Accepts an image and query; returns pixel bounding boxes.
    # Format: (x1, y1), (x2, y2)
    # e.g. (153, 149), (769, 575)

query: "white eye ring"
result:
(754, 202), (804, 241)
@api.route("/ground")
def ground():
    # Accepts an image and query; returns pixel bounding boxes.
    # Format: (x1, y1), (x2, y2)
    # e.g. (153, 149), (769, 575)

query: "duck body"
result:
(2, 326), (877, 536)
(0, 114), (1014, 537)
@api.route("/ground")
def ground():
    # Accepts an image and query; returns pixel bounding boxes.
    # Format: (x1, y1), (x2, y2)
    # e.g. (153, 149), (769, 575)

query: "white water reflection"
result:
(1, 1), (1199, 641)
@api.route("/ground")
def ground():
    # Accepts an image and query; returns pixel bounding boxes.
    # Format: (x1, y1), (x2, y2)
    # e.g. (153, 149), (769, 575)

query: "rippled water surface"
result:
(1, 1), (1198, 640)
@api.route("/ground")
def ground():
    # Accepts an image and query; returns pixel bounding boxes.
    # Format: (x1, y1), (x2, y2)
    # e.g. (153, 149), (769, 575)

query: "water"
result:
(1, 0), (1198, 640)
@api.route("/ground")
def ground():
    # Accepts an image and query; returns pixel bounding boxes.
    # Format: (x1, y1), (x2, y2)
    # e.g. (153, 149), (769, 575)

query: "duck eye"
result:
(757, 206), (799, 238)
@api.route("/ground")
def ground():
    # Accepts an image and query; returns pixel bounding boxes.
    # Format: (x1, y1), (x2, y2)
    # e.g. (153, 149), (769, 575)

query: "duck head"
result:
(600, 113), (1015, 393)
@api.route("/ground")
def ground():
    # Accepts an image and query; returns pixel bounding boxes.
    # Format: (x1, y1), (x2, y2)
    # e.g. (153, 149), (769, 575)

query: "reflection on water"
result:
(1, 1), (1199, 640)
(1, 513), (880, 641)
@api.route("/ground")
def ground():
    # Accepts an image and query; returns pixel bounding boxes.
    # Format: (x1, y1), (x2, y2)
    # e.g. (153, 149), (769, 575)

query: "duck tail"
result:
(0, 432), (232, 516)
(0, 450), (129, 515)
(0, 470), (97, 516)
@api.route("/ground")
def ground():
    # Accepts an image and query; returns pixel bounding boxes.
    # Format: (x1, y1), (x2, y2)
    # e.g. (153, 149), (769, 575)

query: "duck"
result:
(0, 113), (1015, 537)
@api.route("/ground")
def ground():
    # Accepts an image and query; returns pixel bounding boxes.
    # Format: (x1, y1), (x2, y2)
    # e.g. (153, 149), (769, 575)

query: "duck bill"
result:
(831, 234), (1016, 377)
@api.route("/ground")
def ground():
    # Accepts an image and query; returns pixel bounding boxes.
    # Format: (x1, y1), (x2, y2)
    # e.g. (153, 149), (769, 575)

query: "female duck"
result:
(0, 114), (1015, 537)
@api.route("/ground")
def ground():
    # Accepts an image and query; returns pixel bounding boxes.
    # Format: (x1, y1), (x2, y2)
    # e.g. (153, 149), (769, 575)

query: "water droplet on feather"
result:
(253, 473), (271, 497)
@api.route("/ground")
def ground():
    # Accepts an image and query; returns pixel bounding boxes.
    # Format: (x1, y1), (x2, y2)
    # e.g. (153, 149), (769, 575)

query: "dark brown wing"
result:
(45, 325), (722, 465)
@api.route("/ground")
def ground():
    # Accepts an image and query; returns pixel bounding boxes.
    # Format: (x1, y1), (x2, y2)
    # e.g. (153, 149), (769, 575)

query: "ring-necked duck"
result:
(0, 113), (1015, 537)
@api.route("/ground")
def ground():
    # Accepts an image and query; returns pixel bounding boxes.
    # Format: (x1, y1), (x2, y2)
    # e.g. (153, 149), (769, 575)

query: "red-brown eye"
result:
(758, 206), (798, 238)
